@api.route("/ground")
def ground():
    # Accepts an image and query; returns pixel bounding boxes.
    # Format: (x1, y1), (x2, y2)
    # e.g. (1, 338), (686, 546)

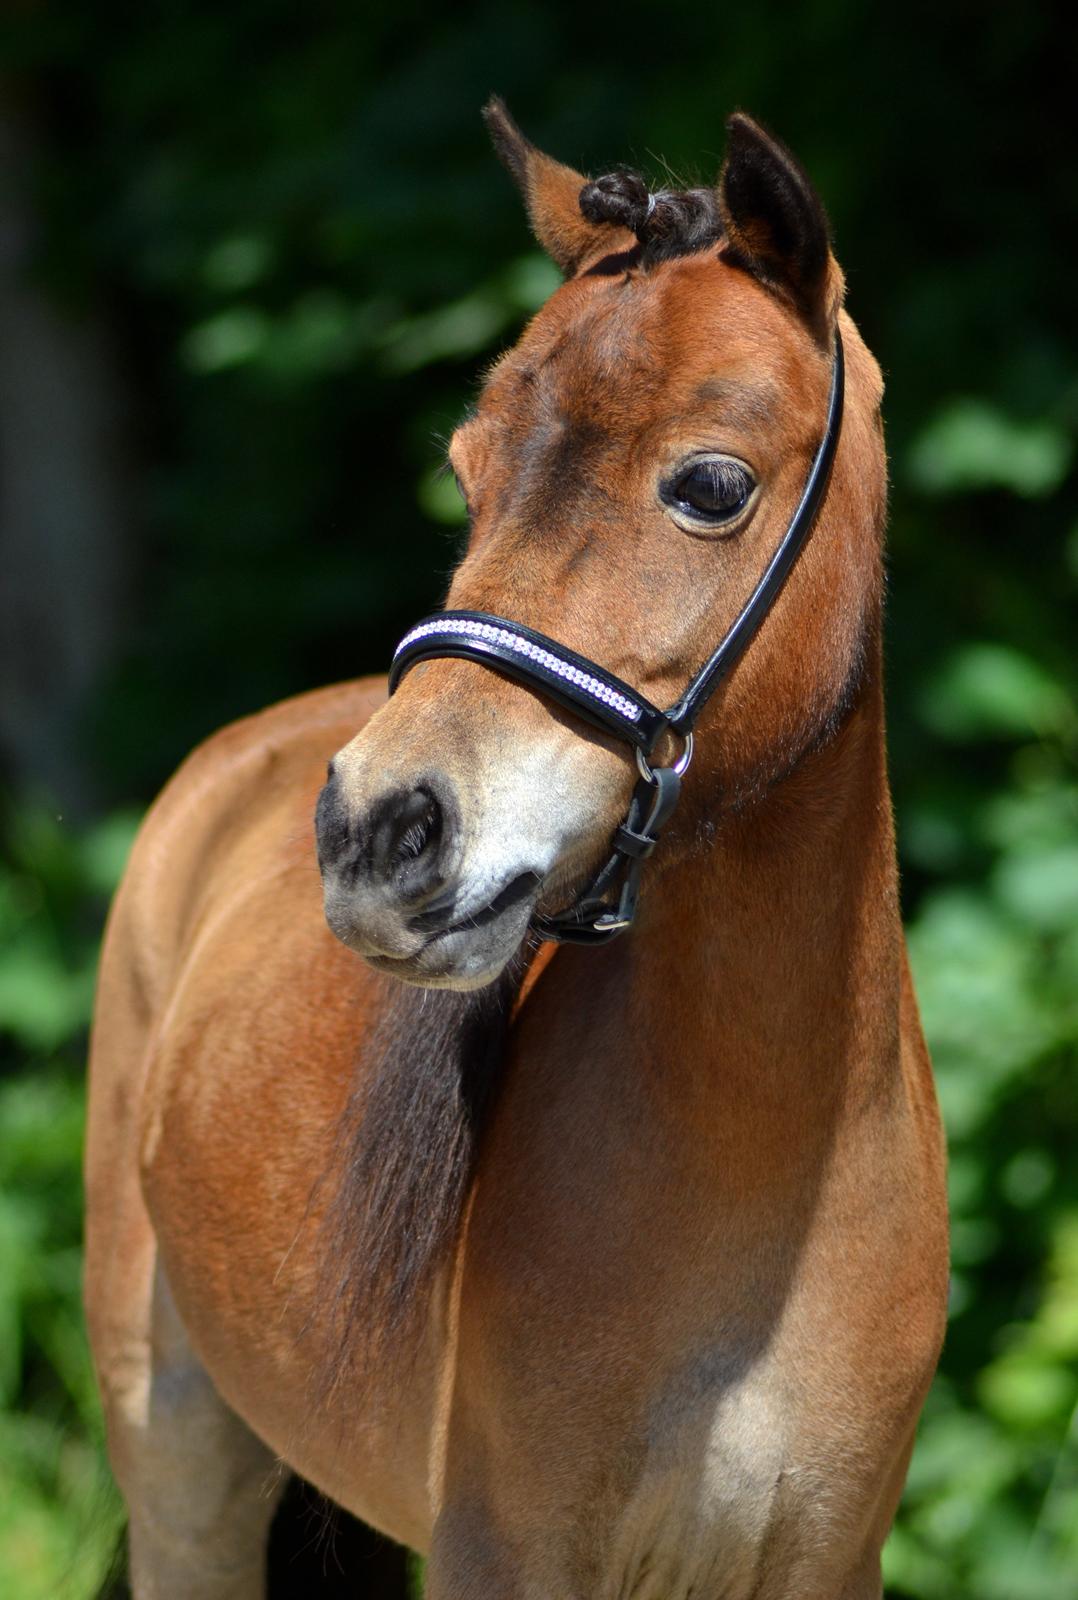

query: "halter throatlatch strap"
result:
(388, 330), (845, 943)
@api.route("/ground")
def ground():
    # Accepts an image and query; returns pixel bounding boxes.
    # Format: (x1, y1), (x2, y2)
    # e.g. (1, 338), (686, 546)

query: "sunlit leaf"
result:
(78, 811), (141, 898)
(919, 644), (1072, 743)
(993, 846), (1078, 934)
(908, 399), (1073, 498)
(182, 307), (270, 372)
(981, 1358), (1075, 1431)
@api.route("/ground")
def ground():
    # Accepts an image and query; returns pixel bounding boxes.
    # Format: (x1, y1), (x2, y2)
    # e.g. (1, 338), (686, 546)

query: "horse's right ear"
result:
(483, 97), (633, 276)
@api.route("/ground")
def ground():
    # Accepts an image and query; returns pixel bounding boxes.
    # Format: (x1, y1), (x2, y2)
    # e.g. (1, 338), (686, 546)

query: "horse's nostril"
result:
(317, 774), (456, 906)
(388, 790), (442, 871)
(367, 782), (454, 901)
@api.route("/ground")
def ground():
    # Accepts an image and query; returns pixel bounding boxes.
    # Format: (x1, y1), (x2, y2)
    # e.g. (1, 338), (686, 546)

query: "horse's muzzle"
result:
(314, 765), (538, 987)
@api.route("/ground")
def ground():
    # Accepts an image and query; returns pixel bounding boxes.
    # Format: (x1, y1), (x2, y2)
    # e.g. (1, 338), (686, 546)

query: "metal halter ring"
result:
(636, 730), (694, 784)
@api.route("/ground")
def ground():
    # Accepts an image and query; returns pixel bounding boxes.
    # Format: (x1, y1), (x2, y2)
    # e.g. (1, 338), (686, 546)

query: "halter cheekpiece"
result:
(389, 331), (845, 944)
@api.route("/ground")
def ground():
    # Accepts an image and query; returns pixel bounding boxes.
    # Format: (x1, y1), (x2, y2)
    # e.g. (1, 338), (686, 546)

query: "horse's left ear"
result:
(718, 113), (843, 342)
(483, 97), (633, 276)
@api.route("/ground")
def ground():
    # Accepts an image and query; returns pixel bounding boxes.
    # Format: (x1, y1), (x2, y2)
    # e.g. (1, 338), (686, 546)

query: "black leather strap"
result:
(666, 333), (845, 732)
(389, 613), (671, 754)
(531, 766), (682, 943)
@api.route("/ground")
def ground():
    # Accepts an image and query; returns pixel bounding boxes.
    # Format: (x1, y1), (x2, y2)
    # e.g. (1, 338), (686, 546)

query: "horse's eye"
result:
(664, 459), (755, 523)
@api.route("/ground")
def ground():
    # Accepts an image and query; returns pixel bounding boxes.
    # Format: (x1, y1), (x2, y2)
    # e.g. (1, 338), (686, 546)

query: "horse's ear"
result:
(483, 97), (633, 276)
(718, 113), (842, 341)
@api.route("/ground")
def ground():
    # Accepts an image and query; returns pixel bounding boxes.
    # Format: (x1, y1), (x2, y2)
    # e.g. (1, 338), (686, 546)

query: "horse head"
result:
(316, 104), (885, 988)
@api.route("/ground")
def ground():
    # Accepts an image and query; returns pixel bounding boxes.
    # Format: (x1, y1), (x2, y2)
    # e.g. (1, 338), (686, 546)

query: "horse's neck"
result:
(632, 667), (901, 1107)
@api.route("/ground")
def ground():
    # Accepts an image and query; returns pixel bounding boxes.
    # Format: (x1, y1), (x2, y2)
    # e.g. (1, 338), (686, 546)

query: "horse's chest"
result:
(598, 1364), (792, 1600)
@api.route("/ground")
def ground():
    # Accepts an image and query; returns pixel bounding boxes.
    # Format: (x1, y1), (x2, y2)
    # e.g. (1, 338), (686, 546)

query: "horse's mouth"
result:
(410, 869), (542, 940)
(352, 869), (542, 989)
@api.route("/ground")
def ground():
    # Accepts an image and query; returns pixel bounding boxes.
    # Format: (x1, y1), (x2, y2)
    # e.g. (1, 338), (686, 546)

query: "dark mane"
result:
(315, 964), (524, 1400)
(578, 167), (724, 266)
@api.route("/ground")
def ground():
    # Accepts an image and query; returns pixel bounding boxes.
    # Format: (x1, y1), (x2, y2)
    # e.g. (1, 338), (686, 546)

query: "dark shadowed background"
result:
(1, 4), (1076, 1596)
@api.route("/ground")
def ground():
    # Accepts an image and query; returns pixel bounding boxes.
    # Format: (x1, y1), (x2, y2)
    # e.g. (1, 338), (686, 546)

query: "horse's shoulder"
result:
(102, 676), (384, 1018)
(163, 676), (386, 806)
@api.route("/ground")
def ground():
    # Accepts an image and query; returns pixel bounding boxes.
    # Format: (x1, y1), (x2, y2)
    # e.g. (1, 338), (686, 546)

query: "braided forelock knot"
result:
(579, 168), (663, 242)
(578, 170), (721, 256)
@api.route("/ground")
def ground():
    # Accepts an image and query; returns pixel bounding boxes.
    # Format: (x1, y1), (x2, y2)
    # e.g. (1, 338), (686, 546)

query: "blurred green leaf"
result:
(182, 306), (270, 372)
(382, 288), (509, 374)
(0, 943), (95, 1053)
(993, 846), (1078, 934)
(919, 645), (1072, 743)
(381, 255), (558, 374)
(200, 233), (274, 293)
(908, 400), (1073, 498)
(417, 464), (468, 525)
(78, 812), (141, 899)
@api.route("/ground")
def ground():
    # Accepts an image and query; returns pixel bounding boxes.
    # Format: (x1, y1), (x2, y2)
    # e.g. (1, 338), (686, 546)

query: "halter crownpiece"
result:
(389, 330), (845, 944)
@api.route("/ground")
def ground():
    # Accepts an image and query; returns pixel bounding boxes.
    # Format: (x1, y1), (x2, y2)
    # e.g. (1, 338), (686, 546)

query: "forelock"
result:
(578, 167), (724, 267)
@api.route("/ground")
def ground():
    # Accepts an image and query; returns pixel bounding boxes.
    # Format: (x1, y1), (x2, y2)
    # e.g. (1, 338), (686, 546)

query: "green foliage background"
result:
(1, 3), (1075, 1596)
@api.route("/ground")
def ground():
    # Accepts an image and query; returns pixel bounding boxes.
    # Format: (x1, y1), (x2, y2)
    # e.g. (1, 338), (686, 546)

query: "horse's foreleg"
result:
(86, 893), (289, 1598)
(93, 1231), (283, 1600)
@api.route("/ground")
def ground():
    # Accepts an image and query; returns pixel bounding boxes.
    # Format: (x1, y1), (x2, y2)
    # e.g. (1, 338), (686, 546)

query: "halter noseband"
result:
(388, 331), (845, 944)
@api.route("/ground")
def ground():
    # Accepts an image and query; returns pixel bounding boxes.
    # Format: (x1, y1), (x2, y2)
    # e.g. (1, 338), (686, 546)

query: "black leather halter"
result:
(389, 331), (845, 944)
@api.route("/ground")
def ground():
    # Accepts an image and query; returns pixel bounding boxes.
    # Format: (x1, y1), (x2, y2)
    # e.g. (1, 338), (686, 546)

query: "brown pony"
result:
(85, 103), (949, 1599)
